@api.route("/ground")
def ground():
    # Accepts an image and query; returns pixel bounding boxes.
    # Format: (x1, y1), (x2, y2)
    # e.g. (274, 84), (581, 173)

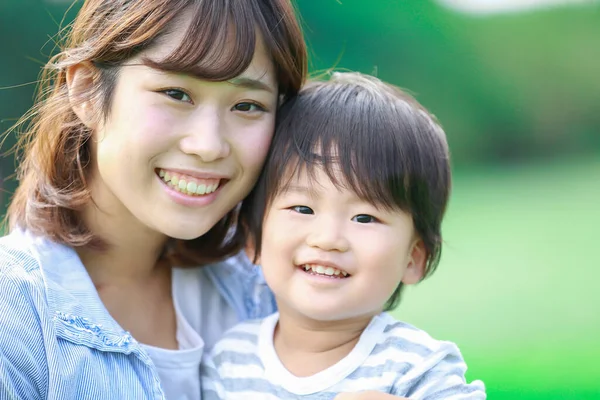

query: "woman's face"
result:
(84, 21), (277, 240)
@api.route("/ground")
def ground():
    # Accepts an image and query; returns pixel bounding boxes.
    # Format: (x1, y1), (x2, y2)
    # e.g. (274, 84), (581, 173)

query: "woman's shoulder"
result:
(0, 231), (165, 399)
(0, 229), (89, 321)
(0, 230), (47, 295)
(0, 228), (87, 284)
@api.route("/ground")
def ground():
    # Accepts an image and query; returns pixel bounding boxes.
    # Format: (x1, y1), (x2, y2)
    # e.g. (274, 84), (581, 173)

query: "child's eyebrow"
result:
(280, 184), (322, 198)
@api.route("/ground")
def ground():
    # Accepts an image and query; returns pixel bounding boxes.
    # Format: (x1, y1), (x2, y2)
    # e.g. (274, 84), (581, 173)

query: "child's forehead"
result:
(281, 161), (341, 185)
(269, 149), (407, 212)
(278, 164), (363, 199)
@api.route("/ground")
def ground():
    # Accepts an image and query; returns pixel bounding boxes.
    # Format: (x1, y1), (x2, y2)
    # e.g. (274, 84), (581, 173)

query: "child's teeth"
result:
(302, 264), (348, 278)
(178, 179), (187, 190)
(171, 176), (179, 186)
(159, 170), (165, 178)
(314, 265), (326, 274)
(164, 172), (171, 182)
(196, 184), (207, 195)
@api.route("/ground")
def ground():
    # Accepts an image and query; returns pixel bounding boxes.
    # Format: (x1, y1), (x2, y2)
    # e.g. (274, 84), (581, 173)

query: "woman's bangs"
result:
(145, 1), (259, 81)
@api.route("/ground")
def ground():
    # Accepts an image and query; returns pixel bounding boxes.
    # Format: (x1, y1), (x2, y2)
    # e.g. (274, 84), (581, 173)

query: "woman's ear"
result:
(66, 62), (99, 129)
(401, 239), (427, 285)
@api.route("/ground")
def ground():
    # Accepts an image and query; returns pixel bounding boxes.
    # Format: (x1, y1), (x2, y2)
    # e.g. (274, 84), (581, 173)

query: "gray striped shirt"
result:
(201, 312), (486, 399)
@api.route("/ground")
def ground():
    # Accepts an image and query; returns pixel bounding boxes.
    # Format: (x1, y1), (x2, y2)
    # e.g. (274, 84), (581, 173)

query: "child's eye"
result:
(232, 101), (268, 113)
(290, 205), (313, 215)
(160, 89), (192, 104)
(352, 214), (378, 223)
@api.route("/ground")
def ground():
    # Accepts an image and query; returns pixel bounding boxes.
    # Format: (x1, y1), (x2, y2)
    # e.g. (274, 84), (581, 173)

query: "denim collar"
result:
(13, 229), (151, 361)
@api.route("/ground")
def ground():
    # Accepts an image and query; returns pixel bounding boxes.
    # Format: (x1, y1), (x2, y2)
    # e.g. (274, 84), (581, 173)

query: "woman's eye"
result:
(353, 214), (378, 224)
(161, 89), (192, 103)
(232, 102), (267, 113)
(291, 205), (313, 215)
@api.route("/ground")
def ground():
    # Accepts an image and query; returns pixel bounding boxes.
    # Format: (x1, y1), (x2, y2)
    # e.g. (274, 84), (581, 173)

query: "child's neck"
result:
(273, 308), (376, 377)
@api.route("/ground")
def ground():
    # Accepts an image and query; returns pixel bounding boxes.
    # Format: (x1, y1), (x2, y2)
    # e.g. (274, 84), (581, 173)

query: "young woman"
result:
(0, 0), (306, 398)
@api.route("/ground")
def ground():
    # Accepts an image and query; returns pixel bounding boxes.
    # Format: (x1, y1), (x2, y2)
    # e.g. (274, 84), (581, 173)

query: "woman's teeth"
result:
(301, 264), (349, 278)
(158, 169), (220, 196)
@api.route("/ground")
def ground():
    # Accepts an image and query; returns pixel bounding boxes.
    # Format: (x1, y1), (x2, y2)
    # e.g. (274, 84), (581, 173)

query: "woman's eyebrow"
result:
(227, 76), (275, 93)
(133, 60), (276, 93)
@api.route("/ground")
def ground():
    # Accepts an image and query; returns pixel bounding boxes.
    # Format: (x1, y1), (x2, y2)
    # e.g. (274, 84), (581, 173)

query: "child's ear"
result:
(401, 239), (427, 285)
(66, 62), (99, 130)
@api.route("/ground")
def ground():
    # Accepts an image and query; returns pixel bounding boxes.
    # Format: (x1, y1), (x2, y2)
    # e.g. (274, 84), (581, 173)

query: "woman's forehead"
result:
(139, 33), (276, 87)
(135, 7), (276, 85)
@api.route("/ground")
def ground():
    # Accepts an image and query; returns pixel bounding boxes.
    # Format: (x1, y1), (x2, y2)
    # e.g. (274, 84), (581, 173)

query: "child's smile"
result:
(259, 166), (423, 322)
(299, 263), (350, 278)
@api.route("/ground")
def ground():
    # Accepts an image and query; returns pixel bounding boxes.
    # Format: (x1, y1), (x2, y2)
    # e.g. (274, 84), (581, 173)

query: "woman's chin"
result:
(161, 223), (217, 241)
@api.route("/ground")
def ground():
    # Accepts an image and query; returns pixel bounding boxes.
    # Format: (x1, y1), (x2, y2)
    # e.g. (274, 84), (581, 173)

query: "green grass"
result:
(392, 157), (600, 399)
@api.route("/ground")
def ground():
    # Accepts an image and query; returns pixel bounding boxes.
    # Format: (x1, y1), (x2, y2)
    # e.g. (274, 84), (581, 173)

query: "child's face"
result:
(259, 165), (426, 323)
(77, 13), (277, 240)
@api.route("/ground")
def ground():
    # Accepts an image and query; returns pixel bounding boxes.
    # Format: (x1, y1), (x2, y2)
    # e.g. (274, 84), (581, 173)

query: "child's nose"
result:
(305, 217), (350, 252)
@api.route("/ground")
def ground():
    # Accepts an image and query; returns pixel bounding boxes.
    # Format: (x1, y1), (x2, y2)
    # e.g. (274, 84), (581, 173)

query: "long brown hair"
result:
(5, 0), (307, 264)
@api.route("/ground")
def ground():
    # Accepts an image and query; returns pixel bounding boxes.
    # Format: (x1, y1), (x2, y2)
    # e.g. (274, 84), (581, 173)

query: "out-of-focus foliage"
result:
(296, 0), (600, 164)
(1, 1), (598, 399)
(2, 1), (599, 167)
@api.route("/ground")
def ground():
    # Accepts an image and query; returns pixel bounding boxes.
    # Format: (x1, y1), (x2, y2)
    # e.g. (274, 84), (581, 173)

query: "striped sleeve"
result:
(0, 266), (49, 399)
(398, 342), (486, 399)
(200, 355), (226, 400)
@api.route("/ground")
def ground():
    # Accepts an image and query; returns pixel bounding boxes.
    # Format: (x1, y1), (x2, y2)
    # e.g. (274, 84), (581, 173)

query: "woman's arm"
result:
(0, 267), (50, 399)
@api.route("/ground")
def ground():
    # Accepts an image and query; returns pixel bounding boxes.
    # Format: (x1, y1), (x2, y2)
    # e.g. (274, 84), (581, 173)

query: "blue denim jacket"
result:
(0, 229), (276, 399)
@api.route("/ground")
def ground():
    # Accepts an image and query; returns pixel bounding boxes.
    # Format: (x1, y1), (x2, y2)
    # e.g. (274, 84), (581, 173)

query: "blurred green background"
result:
(1, 0), (599, 398)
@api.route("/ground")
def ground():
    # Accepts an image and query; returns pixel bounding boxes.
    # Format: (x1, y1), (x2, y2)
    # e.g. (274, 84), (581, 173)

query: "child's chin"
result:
(297, 307), (349, 322)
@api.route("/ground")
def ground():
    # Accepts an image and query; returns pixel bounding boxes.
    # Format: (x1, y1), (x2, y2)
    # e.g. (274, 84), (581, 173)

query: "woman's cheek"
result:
(236, 120), (276, 169)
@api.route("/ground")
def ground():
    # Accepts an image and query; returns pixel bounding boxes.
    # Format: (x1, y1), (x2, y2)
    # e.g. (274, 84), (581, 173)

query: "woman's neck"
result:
(76, 196), (177, 349)
(77, 201), (168, 285)
(273, 306), (375, 377)
(77, 167), (170, 284)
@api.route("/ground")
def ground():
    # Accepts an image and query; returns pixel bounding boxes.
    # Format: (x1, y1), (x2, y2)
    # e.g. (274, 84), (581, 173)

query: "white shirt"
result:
(142, 267), (239, 399)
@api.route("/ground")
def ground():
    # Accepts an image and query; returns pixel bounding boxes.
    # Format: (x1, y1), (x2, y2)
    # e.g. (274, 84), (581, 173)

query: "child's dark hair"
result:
(241, 72), (451, 310)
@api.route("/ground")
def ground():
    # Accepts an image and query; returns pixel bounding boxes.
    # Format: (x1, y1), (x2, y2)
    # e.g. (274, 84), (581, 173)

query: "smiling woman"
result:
(68, 27), (280, 247)
(8, 0), (303, 262)
(0, 0), (306, 399)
